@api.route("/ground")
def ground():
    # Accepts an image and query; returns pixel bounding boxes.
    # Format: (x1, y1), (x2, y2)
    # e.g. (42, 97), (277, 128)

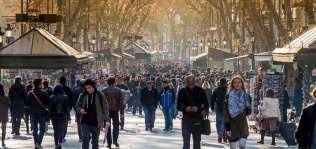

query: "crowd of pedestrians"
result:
(0, 60), (313, 149)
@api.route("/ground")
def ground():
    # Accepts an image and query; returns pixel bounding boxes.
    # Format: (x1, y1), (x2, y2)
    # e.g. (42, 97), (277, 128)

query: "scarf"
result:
(228, 89), (250, 118)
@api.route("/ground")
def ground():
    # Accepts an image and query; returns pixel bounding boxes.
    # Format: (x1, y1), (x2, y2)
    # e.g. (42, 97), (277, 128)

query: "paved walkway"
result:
(1, 109), (298, 149)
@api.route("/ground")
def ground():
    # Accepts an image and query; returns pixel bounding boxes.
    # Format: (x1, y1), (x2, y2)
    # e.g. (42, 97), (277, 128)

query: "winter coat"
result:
(293, 83), (303, 107)
(223, 94), (252, 139)
(49, 94), (70, 120)
(61, 84), (74, 110)
(260, 97), (281, 121)
(76, 91), (110, 128)
(210, 85), (227, 112)
(140, 87), (159, 107)
(295, 103), (316, 149)
(0, 95), (11, 122)
(26, 88), (50, 116)
(177, 86), (209, 130)
(9, 83), (27, 118)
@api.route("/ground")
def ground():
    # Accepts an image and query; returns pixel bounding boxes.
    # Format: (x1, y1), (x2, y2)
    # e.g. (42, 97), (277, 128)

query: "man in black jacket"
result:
(59, 76), (73, 142)
(177, 76), (209, 149)
(72, 79), (85, 142)
(26, 79), (50, 149)
(140, 81), (159, 131)
(210, 78), (227, 143)
(132, 76), (146, 115)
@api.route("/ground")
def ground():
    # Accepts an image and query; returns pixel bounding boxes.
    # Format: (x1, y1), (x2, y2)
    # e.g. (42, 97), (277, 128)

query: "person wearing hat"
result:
(76, 79), (110, 149)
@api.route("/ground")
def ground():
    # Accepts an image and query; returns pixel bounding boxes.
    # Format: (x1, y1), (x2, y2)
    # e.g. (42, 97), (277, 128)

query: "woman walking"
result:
(202, 81), (213, 117)
(0, 84), (11, 147)
(25, 84), (33, 134)
(49, 85), (70, 149)
(257, 88), (281, 145)
(223, 76), (252, 149)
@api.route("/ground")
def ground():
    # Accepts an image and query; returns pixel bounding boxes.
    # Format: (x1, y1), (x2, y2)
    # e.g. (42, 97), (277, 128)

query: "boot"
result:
(257, 130), (265, 144)
(271, 131), (276, 146)
(2, 132), (6, 147)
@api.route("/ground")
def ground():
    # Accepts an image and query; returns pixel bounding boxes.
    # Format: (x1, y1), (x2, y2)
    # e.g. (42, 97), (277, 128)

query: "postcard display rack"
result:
(249, 74), (263, 120)
(262, 73), (285, 121)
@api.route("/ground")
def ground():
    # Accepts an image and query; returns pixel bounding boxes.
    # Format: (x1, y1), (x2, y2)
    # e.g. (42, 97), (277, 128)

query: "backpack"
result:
(160, 89), (174, 108)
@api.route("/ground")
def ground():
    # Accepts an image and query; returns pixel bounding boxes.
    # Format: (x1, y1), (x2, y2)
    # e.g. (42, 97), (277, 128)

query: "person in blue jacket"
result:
(159, 81), (175, 131)
(293, 78), (303, 117)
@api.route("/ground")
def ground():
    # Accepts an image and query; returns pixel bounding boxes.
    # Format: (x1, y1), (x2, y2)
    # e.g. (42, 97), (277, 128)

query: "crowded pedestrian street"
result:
(2, 109), (296, 149)
(1, 0), (316, 149)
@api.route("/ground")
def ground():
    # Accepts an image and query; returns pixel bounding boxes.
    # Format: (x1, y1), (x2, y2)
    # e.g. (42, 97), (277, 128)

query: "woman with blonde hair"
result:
(257, 88), (281, 146)
(223, 76), (252, 149)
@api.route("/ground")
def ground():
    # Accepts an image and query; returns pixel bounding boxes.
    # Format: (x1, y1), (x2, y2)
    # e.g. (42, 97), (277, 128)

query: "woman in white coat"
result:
(257, 88), (281, 146)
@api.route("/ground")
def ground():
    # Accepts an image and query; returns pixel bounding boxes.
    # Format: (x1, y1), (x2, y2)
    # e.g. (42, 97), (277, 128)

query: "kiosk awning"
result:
(190, 53), (208, 61)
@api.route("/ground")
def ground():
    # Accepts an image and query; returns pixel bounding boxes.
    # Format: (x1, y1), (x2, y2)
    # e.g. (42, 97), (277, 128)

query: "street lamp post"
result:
(92, 35), (96, 52)
(251, 32), (255, 71)
(236, 34), (241, 71)
(71, 32), (76, 45)
(213, 39), (217, 49)
(199, 40), (203, 53)
(5, 24), (13, 44)
(102, 36), (107, 49)
(223, 36), (227, 48)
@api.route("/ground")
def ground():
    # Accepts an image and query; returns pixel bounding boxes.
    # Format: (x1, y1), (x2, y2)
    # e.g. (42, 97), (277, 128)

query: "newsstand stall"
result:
(0, 28), (92, 92)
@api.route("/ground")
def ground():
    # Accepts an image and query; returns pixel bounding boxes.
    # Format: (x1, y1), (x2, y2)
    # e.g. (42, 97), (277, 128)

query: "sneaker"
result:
(169, 126), (173, 130)
(15, 133), (21, 136)
(218, 132), (223, 143)
(58, 144), (62, 149)
(114, 142), (120, 147)
(163, 128), (169, 131)
(145, 128), (149, 131)
(223, 140), (228, 143)
(150, 128), (153, 131)
(62, 139), (66, 142)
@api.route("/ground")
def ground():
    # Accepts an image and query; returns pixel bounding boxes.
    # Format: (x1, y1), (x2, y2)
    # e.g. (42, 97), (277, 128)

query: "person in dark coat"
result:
(9, 76), (27, 135)
(72, 79), (85, 142)
(49, 85), (71, 149)
(210, 78), (228, 143)
(24, 84), (34, 134)
(0, 84), (11, 147)
(177, 76), (209, 149)
(43, 80), (53, 97)
(59, 76), (73, 142)
(140, 81), (159, 131)
(132, 76), (146, 115)
(282, 83), (290, 122)
(295, 86), (316, 149)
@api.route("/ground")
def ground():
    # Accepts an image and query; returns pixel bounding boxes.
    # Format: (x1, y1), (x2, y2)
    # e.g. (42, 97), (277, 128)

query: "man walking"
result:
(9, 76), (27, 136)
(293, 78), (303, 118)
(76, 79), (110, 149)
(26, 79), (50, 149)
(59, 76), (73, 142)
(115, 76), (130, 130)
(132, 76), (146, 115)
(73, 79), (85, 142)
(160, 81), (175, 131)
(210, 78), (228, 143)
(177, 76), (209, 149)
(102, 77), (124, 148)
(97, 76), (107, 91)
(140, 81), (159, 131)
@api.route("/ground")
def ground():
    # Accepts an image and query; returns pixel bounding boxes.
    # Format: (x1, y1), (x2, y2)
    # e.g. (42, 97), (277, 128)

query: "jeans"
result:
(107, 113), (120, 146)
(51, 114), (66, 146)
(295, 106), (302, 117)
(128, 96), (134, 109)
(81, 123), (100, 149)
(216, 112), (226, 141)
(162, 106), (174, 129)
(182, 128), (201, 149)
(132, 97), (142, 114)
(24, 109), (32, 133)
(31, 115), (46, 145)
(143, 105), (156, 129)
(12, 117), (21, 134)
(75, 111), (82, 140)
(63, 120), (68, 139)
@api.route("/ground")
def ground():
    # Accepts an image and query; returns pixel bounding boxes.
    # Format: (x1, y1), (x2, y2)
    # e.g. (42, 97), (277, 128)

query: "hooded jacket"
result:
(9, 83), (27, 118)
(210, 85), (227, 112)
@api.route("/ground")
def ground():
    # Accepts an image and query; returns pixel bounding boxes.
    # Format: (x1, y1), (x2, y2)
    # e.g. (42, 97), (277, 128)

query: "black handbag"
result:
(201, 117), (211, 135)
